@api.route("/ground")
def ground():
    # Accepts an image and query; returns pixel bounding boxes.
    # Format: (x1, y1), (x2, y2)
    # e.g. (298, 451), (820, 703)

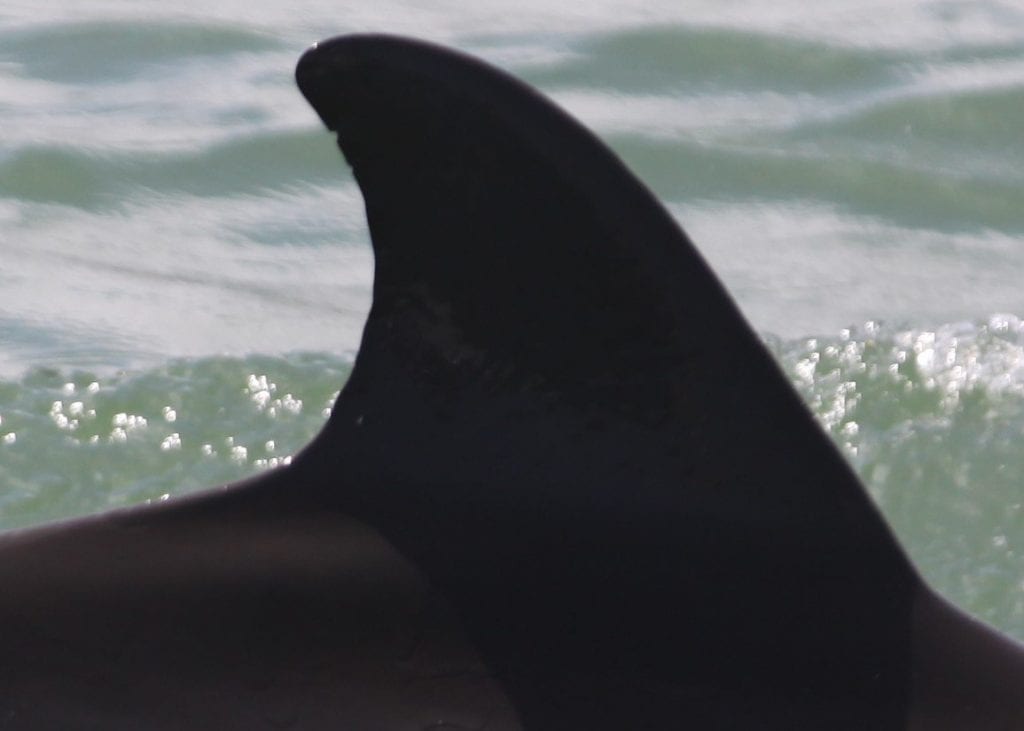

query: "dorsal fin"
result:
(295, 34), (920, 729)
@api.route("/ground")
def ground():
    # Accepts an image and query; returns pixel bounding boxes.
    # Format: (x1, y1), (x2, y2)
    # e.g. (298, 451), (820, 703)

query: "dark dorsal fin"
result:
(295, 35), (920, 729)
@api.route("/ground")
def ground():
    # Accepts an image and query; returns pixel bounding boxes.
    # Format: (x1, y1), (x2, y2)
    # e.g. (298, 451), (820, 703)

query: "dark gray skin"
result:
(0, 34), (1021, 729)
(0, 481), (520, 729)
(911, 593), (1024, 730)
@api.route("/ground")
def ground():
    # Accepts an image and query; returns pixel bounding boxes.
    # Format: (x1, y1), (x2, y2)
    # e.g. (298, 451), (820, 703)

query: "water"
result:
(2, 2), (1024, 639)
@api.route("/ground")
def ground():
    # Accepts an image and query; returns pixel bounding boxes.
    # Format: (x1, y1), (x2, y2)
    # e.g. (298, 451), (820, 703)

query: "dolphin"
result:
(0, 33), (1022, 730)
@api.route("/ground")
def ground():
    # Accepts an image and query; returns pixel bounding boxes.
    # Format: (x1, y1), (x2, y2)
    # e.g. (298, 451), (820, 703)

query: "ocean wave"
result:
(609, 135), (1024, 231)
(1, 320), (1023, 633)
(520, 25), (904, 94)
(0, 128), (341, 208)
(2, 19), (284, 84)
(786, 84), (1024, 172)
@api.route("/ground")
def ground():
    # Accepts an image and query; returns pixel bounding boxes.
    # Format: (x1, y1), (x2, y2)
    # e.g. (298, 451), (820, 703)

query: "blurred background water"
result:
(2, 1), (1024, 639)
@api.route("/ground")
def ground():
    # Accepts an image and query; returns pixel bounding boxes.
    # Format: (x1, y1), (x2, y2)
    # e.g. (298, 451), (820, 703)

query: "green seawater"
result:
(774, 319), (1024, 636)
(0, 354), (346, 528)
